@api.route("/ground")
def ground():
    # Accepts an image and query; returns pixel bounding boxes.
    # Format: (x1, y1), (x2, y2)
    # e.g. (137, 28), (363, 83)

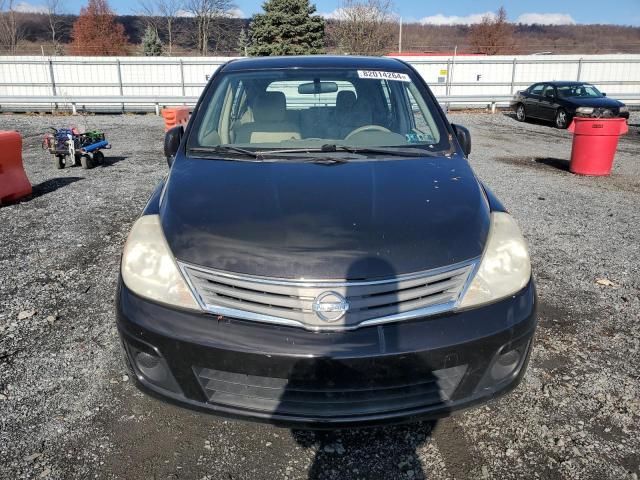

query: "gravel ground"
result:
(0, 111), (638, 480)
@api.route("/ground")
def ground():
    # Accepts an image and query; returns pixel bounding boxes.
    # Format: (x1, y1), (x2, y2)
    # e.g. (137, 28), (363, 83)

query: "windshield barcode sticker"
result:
(357, 70), (411, 82)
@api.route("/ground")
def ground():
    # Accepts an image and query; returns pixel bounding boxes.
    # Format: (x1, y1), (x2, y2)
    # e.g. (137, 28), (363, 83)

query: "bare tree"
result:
(0, 0), (23, 53)
(137, 0), (162, 32)
(469, 6), (513, 55)
(157, 0), (183, 55)
(45, 0), (64, 50)
(332, 0), (396, 55)
(184, 0), (235, 56)
(138, 0), (183, 55)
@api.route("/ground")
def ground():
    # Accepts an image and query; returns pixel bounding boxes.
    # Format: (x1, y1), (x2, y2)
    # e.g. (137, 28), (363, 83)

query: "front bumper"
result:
(574, 110), (630, 120)
(116, 278), (537, 429)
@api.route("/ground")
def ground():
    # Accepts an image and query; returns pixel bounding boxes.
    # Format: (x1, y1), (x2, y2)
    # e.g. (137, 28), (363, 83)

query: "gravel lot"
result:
(1, 111), (639, 480)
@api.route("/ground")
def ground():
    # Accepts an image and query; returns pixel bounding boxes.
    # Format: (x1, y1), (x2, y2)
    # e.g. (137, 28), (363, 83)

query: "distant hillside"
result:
(4, 11), (640, 56)
(4, 12), (247, 56)
(395, 23), (640, 55)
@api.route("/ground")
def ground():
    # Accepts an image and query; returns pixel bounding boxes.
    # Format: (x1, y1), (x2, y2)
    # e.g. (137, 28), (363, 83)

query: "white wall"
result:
(0, 54), (639, 110)
(396, 54), (640, 97)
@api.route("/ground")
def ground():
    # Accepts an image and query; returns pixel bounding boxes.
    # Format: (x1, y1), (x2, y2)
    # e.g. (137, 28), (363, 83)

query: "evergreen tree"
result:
(142, 25), (163, 56)
(237, 26), (249, 56)
(248, 0), (324, 56)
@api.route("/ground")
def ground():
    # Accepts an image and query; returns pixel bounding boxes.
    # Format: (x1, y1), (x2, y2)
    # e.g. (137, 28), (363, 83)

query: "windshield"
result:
(188, 68), (450, 154)
(557, 84), (603, 99)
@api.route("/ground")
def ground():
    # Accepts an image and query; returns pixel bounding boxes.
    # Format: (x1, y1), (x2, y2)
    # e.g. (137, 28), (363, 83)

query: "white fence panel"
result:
(0, 54), (639, 112)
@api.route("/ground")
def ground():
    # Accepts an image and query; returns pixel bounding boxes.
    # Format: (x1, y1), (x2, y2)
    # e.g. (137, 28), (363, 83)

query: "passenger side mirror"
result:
(451, 124), (471, 156)
(164, 125), (184, 167)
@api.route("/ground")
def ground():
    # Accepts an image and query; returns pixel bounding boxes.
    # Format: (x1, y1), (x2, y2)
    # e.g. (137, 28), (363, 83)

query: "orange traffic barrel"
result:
(567, 118), (629, 176)
(161, 106), (190, 132)
(0, 131), (32, 204)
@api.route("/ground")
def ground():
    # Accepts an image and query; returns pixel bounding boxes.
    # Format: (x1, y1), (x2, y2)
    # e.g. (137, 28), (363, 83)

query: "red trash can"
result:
(567, 117), (628, 176)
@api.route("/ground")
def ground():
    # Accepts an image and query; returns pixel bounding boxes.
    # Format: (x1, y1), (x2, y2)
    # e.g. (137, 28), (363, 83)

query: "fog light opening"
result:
(120, 336), (182, 394)
(135, 351), (168, 384)
(490, 348), (521, 381)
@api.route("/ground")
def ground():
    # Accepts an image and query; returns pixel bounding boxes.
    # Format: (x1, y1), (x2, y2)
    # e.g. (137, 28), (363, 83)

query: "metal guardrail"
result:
(1, 94), (639, 114)
(0, 95), (200, 114)
(4, 80), (640, 89)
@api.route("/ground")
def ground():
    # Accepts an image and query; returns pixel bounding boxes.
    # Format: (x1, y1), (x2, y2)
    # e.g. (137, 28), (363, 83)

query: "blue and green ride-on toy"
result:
(43, 128), (111, 169)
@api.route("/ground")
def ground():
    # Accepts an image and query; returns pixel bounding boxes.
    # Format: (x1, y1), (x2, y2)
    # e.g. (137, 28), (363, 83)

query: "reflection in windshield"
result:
(557, 84), (603, 99)
(190, 68), (450, 154)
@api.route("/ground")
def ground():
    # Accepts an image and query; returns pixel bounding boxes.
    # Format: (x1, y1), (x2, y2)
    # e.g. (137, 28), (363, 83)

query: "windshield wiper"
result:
(188, 145), (349, 164)
(189, 145), (260, 158)
(318, 144), (442, 157)
(250, 144), (443, 158)
(189, 144), (444, 161)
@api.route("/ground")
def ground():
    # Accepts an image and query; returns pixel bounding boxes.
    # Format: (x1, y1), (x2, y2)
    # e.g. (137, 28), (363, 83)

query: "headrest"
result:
(253, 92), (287, 122)
(336, 91), (357, 112)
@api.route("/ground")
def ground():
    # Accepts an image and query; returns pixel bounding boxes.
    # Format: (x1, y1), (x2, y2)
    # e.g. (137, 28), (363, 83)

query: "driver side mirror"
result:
(451, 124), (471, 156)
(164, 125), (184, 167)
(602, 92), (607, 97)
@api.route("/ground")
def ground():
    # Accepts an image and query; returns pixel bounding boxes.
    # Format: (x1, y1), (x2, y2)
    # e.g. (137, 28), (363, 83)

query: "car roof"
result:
(539, 81), (592, 87)
(221, 55), (409, 72)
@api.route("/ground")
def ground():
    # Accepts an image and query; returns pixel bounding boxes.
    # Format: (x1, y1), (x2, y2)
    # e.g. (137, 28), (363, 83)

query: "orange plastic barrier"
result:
(161, 106), (190, 132)
(0, 131), (32, 205)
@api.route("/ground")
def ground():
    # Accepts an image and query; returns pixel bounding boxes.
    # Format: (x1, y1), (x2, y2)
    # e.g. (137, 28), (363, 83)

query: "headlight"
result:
(619, 106), (629, 113)
(576, 106), (594, 115)
(121, 215), (200, 310)
(458, 212), (531, 309)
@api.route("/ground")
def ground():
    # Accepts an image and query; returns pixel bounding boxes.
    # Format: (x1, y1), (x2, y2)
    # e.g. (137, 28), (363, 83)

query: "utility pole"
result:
(398, 17), (403, 53)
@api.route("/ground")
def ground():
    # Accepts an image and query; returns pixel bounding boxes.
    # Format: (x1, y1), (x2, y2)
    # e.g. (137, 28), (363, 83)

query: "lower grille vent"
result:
(195, 364), (468, 417)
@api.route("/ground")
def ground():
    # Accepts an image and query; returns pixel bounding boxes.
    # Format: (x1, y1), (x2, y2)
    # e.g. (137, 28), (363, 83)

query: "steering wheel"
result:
(345, 125), (391, 140)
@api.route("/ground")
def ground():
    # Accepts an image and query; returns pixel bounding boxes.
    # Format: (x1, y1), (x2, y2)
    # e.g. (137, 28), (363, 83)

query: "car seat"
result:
(234, 92), (301, 144)
(330, 91), (374, 139)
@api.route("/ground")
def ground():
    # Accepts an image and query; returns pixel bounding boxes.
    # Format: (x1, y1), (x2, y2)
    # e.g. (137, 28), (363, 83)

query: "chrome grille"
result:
(180, 260), (476, 331)
(591, 108), (614, 118)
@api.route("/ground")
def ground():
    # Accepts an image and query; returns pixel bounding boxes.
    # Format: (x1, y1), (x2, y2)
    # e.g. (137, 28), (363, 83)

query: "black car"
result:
(511, 81), (629, 129)
(116, 56), (537, 429)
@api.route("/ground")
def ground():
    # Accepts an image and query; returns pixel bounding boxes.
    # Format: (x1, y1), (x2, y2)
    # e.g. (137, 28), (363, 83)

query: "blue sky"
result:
(13, 0), (640, 25)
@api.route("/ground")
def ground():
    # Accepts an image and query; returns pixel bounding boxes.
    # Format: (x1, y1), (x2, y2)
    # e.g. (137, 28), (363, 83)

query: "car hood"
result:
(565, 96), (623, 108)
(160, 155), (490, 279)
